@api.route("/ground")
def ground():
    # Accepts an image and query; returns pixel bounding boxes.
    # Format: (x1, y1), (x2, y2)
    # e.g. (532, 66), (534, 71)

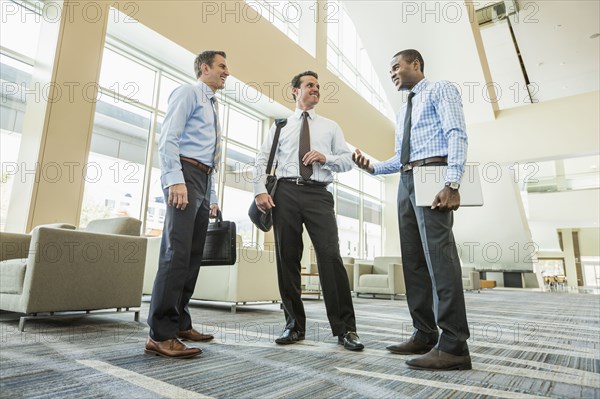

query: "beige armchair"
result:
(354, 256), (405, 299)
(462, 266), (481, 292)
(305, 257), (355, 294)
(0, 217), (147, 331)
(143, 235), (280, 313)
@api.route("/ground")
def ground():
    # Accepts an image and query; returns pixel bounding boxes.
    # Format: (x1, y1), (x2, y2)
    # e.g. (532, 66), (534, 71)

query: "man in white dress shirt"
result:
(254, 71), (363, 351)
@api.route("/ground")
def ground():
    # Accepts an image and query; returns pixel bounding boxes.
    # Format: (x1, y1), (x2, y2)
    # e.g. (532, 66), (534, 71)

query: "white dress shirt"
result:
(253, 108), (352, 196)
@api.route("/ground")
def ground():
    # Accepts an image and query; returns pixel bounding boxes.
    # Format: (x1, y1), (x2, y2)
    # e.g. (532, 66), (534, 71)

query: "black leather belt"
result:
(180, 156), (213, 174)
(401, 156), (448, 173)
(279, 177), (329, 187)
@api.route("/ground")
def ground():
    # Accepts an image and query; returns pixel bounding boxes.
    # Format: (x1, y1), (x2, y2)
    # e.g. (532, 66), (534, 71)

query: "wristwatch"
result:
(445, 181), (460, 190)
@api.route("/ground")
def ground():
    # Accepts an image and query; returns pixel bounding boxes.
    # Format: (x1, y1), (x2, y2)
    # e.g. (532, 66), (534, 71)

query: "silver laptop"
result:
(413, 165), (484, 207)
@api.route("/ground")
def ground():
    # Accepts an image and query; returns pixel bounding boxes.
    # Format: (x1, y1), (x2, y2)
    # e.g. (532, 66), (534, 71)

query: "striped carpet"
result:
(0, 289), (598, 398)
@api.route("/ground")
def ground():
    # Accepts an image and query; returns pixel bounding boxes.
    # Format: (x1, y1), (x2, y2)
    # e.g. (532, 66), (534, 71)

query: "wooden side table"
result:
(301, 273), (321, 299)
(480, 280), (496, 289)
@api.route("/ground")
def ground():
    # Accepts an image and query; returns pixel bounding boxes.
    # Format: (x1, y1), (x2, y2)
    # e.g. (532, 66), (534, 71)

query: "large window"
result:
(79, 47), (155, 228)
(0, 0), (43, 230)
(81, 25), (267, 243)
(75, 7), (384, 255)
(80, 99), (151, 227)
(245, 0), (316, 56)
(326, 0), (394, 121)
(337, 187), (360, 258)
(334, 160), (384, 260)
(222, 144), (259, 244)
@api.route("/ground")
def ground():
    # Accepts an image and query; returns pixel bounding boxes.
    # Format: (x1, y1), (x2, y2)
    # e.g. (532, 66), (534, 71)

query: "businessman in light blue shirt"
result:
(146, 51), (229, 359)
(354, 49), (471, 371)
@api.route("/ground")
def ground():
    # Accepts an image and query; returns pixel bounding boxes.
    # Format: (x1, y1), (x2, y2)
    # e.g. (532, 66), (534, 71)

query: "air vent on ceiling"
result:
(477, 0), (519, 26)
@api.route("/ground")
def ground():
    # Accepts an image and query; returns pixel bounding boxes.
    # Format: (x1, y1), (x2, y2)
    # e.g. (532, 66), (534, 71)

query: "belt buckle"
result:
(295, 178), (305, 185)
(402, 164), (413, 172)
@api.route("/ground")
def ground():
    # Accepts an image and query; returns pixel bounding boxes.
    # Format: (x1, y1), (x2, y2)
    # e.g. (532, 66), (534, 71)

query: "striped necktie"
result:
(211, 96), (222, 172)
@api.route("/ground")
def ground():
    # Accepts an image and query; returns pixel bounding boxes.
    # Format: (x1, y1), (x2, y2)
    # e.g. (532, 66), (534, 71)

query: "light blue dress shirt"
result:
(253, 108), (353, 196)
(372, 78), (468, 183)
(158, 81), (218, 204)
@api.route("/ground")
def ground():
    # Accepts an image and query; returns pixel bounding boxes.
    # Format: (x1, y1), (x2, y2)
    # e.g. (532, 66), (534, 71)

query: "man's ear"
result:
(413, 59), (421, 72)
(200, 63), (209, 75)
(292, 86), (299, 98)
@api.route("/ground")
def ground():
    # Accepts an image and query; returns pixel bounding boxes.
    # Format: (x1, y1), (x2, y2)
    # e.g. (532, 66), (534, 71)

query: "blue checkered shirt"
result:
(372, 78), (468, 183)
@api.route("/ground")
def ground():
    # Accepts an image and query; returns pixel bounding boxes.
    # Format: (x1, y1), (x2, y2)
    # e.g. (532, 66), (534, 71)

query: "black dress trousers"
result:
(148, 163), (211, 341)
(272, 181), (357, 337)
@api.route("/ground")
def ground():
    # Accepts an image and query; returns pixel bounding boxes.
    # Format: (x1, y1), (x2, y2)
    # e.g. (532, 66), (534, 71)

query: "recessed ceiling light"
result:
(591, 165), (598, 169)
(590, 33), (600, 39)
(556, 24), (562, 28)
(559, 62), (566, 66)
(538, 62), (544, 67)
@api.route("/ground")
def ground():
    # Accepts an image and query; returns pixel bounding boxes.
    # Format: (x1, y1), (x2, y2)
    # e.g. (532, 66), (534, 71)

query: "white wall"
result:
(383, 175), (400, 256)
(453, 164), (535, 270)
(380, 165), (536, 271)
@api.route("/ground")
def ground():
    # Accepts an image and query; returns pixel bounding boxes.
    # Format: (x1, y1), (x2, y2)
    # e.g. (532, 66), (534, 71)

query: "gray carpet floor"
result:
(0, 289), (598, 398)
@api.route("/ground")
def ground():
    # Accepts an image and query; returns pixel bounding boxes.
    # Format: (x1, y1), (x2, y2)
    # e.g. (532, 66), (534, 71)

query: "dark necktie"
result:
(299, 111), (312, 179)
(400, 92), (416, 167)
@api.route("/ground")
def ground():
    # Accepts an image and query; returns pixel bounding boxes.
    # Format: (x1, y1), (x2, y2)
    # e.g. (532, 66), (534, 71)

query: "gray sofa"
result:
(0, 218), (147, 330)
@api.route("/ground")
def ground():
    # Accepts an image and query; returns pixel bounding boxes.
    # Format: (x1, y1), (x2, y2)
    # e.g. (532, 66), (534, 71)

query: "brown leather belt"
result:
(401, 156), (448, 173)
(180, 156), (213, 174)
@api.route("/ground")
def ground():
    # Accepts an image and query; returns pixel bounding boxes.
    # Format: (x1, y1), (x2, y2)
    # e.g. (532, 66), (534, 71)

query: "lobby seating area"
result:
(353, 256), (405, 299)
(462, 266), (482, 292)
(142, 235), (281, 313)
(0, 217), (147, 331)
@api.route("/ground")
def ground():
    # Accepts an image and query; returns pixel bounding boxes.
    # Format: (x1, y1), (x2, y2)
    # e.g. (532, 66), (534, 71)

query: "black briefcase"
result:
(201, 211), (237, 266)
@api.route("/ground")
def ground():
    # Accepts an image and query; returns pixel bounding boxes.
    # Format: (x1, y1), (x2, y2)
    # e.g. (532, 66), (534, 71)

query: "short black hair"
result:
(291, 71), (318, 100)
(392, 49), (424, 73)
(194, 51), (226, 79)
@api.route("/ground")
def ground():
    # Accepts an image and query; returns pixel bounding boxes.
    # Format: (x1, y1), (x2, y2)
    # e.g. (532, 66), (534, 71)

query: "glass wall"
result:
(245, 0), (316, 56)
(2, 3), (386, 257)
(81, 30), (268, 243)
(0, 0), (43, 230)
(334, 165), (384, 260)
(326, 0), (394, 121)
(79, 47), (155, 227)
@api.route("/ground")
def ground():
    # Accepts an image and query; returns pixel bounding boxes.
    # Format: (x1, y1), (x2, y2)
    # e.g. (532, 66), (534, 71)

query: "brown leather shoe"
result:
(144, 337), (202, 359)
(178, 328), (214, 342)
(406, 348), (472, 371)
(386, 336), (436, 355)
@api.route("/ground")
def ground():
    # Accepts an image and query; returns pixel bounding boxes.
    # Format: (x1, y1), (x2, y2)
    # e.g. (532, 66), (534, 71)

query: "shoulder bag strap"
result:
(266, 118), (288, 176)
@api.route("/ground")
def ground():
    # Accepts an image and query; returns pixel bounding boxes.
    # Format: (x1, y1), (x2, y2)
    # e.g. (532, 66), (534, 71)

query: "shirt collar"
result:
(294, 108), (316, 120)
(195, 80), (215, 101)
(410, 78), (428, 95)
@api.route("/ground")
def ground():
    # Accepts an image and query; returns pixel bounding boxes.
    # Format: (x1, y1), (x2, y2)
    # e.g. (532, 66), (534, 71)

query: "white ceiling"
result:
(343, 0), (600, 121)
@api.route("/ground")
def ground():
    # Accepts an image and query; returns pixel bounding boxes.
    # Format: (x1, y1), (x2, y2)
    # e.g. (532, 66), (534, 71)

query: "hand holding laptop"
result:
(413, 165), (484, 209)
(431, 185), (461, 211)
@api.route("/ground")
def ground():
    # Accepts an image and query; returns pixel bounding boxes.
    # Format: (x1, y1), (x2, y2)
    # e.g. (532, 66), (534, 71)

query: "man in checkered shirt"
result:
(353, 49), (471, 371)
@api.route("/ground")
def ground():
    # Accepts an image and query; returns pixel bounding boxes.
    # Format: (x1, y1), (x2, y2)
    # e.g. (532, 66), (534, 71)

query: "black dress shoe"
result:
(386, 336), (436, 355)
(275, 329), (305, 345)
(406, 348), (472, 371)
(338, 331), (364, 351)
